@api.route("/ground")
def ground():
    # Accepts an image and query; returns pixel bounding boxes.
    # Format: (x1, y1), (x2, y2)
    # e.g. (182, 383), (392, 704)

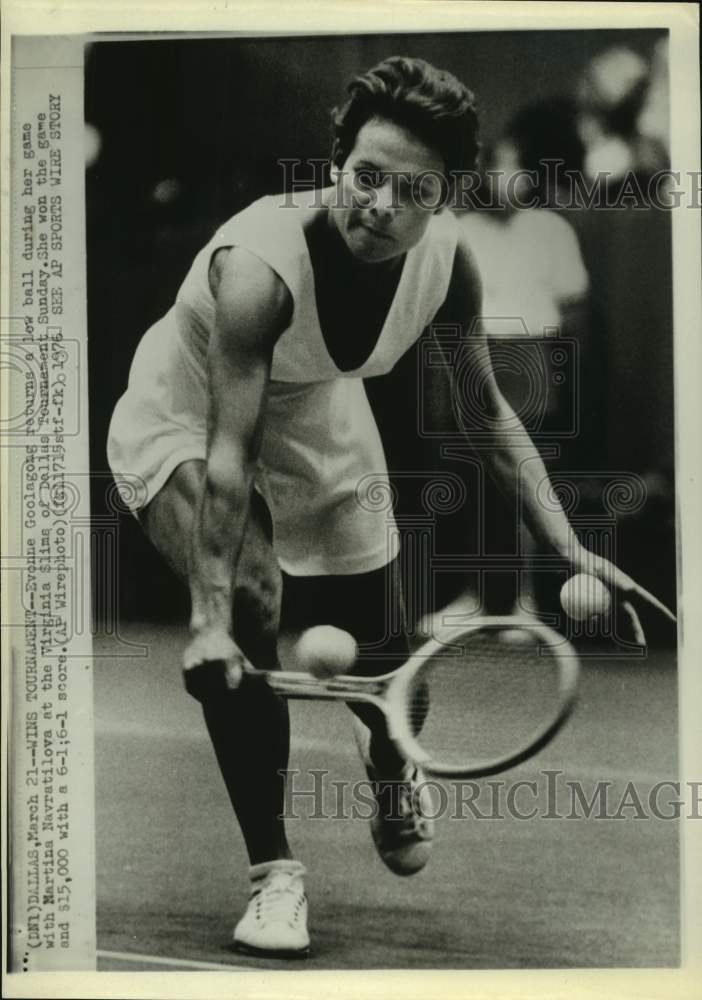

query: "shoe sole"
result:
(375, 852), (432, 876)
(232, 939), (311, 960)
(371, 827), (433, 876)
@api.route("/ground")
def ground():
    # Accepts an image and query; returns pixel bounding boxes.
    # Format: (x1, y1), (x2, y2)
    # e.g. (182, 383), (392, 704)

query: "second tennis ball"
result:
(560, 573), (612, 621)
(294, 625), (358, 678)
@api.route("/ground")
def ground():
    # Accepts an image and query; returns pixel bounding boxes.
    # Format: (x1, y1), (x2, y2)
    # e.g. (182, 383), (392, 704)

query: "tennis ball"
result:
(560, 573), (612, 621)
(293, 626), (358, 678)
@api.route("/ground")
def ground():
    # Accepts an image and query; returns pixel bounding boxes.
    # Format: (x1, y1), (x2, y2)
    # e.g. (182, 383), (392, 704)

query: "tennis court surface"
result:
(94, 623), (679, 971)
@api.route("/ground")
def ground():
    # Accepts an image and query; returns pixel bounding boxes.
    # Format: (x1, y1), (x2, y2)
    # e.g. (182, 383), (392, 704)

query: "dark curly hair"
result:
(331, 56), (480, 179)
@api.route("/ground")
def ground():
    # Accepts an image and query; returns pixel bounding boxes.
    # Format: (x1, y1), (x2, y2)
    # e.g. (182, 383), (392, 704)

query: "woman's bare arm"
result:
(185, 247), (292, 681)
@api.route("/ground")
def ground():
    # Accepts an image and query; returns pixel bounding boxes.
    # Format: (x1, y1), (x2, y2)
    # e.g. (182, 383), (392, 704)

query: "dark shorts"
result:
(139, 482), (409, 674)
(248, 489), (409, 673)
(280, 558), (409, 675)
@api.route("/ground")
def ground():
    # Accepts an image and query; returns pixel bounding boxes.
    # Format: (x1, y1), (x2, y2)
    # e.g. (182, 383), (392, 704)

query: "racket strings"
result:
(406, 630), (563, 769)
(409, 679), (429, 735)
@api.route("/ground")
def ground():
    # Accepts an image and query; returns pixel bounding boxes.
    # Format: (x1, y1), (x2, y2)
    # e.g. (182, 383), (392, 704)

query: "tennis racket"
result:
(247, 616), (580, 778)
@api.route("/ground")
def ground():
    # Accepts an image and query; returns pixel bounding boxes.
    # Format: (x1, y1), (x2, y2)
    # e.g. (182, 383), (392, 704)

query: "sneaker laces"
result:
(249, 867), (306, 925)
(373, 766), (431, 830)
(398, 775), (425, 823)
(354, 719), (433, 835)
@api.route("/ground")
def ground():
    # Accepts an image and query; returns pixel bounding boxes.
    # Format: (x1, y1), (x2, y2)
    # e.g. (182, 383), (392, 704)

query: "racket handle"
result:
(254, 666), (385, 703)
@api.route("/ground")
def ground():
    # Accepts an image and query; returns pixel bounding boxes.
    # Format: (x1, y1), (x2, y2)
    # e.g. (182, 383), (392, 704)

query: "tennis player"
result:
(108, 56), (671, 957)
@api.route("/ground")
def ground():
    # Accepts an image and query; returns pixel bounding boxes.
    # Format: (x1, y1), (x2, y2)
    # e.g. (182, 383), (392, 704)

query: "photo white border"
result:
(2, 2), (700, 998)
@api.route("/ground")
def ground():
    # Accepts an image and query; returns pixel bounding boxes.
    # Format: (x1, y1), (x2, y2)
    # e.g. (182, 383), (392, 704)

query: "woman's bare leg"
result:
(142, 459), (292, 864)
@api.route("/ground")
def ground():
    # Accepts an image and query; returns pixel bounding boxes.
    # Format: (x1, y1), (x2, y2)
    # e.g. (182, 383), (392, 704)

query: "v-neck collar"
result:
(300, 204), (414, 377)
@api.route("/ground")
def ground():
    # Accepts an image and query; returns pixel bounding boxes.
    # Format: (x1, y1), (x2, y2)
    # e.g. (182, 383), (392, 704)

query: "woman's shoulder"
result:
(211, 243), (294, 343)
(207, 191), (317, 297)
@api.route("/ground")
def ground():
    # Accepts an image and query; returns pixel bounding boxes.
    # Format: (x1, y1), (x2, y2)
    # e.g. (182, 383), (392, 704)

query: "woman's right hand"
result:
(182, 629), (249, 700)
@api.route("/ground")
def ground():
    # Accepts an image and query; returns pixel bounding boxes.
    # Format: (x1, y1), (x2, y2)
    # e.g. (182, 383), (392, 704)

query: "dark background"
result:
(84, 30), (676, 635)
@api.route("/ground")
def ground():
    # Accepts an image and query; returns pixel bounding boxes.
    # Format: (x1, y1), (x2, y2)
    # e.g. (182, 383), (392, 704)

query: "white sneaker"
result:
(233, 859), (310, 957)
(353, 719), (435, 876)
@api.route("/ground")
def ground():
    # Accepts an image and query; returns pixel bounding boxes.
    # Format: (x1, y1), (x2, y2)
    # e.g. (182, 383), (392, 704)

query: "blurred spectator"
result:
(462, 144), (589, 340)
(460, 108), (589, 428)
(457, 106), (590, 615)
(576, 43), (669, 185)
(489, 98), (586, 208)
(637, 37), (670, 157)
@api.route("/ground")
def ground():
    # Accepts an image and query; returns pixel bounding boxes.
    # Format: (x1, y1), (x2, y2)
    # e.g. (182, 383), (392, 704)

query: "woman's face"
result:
(329, 117), (447, 264)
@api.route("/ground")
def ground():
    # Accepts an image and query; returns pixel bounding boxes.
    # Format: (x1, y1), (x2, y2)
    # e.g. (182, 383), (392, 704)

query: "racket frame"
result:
(253, 616), (579, 778)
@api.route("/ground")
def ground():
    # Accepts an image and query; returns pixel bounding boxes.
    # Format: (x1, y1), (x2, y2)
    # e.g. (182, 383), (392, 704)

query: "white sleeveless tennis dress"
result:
(108, 191), (458, 576)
